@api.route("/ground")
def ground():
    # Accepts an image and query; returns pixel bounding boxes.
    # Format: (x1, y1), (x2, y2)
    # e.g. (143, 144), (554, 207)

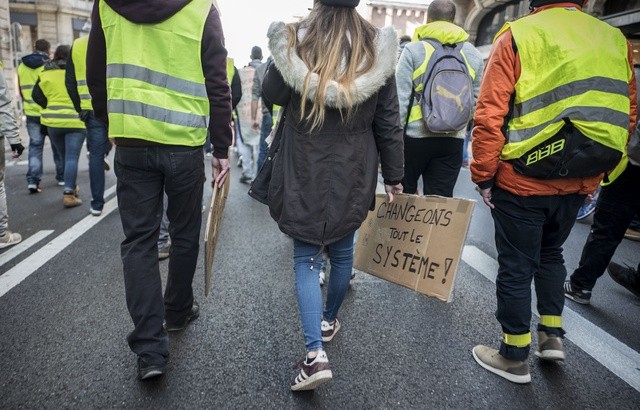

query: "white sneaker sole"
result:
(0, 240), (22, 249)
(290, 370), (333, 391)
(472, 347), (531, 384)
(565, 293), (591, 305)
(535, 349), (565, 361)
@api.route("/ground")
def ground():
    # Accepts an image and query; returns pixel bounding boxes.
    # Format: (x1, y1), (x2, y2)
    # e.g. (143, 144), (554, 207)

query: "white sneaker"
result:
(319, 270), (326, 286)
(0, 230), (22, 249)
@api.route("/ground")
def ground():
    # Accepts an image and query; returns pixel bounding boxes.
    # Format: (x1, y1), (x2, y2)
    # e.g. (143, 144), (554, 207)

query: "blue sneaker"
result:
(576, 201), (596, 220)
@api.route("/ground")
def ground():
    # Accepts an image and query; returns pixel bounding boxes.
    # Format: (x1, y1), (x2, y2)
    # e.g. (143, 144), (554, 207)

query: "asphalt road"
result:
(1, 135), (639, 409)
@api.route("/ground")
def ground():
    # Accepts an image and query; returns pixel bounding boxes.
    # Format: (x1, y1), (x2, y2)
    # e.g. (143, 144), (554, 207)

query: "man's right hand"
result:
(252, 121), (259, 131)
(212, 156), (230, 188)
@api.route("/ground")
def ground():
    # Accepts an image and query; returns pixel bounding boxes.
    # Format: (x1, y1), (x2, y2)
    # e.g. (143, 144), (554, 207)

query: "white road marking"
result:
(461, 245), (640, 392)
(4, 160), (28, 167)
(0, 230), (54, 268)
(0, 195), (118, 298)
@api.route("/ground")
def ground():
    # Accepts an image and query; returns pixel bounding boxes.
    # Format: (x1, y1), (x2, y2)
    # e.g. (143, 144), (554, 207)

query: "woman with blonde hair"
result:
(259, 0), (404, 391)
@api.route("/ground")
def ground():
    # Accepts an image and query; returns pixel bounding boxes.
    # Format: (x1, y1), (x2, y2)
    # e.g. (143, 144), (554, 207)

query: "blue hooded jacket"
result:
(21, 52), (48, 69)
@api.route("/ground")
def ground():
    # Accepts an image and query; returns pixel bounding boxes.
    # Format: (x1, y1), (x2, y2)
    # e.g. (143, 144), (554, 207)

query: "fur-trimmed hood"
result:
(267, 21), (398, 109)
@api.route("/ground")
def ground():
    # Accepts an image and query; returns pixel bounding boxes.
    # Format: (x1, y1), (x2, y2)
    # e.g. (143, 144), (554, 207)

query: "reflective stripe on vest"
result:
(38, 69), (84, 128)
(18, 63), (44, 117)
(72, 35), (93, 111)
(100, 0), (210, 145)
(407, 41), (476, 125)
(498, 7), (631, 162)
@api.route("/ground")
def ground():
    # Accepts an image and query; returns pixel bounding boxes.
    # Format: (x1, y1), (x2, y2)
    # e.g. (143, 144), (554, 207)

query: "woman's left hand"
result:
(385, 183), (403, 203)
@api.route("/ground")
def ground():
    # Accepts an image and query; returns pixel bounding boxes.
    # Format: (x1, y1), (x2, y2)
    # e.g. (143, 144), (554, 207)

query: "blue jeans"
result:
(84, 112), (108, 210)
(115, 145), (205, 363)
(47, 127), (86, 192)
(26, 116), (63, 184)
(294, 231), (356, 352)
(257, 114), (273, 171)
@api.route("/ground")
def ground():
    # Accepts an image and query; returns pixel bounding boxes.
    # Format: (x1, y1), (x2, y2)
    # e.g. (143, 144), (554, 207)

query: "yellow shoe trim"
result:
(540, 315), (562, 328)
(503, 332), (531, 348)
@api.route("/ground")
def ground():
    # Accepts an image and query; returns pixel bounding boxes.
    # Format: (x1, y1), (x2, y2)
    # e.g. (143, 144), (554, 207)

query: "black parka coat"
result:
(260, 22), (404, 246)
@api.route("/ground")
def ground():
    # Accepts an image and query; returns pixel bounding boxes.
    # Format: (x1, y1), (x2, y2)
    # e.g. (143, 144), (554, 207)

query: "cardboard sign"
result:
(354, 194), (475, 302)
(204, 177), (230, 298)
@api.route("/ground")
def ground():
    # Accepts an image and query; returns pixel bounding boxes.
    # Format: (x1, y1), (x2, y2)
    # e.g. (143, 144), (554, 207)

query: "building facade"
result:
(364, 0), (640, 59)
(4, 0), (91, 117)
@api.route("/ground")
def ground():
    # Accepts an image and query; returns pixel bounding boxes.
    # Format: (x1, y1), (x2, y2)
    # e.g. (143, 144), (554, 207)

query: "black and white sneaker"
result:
(564, 281), (591, 305)
(321, 318), (340, 342)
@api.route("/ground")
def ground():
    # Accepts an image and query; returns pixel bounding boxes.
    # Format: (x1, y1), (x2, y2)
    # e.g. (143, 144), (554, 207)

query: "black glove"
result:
(79, 110), (92, 122)
(10, 143), (25, 157)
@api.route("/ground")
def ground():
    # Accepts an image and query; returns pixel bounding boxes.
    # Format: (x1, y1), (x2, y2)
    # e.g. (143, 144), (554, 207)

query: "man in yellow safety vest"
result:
(87, 0), (233, 381)
(470, 0), (636, 384)
(66, 34), (110, 216)
(17, 39), (64, 192)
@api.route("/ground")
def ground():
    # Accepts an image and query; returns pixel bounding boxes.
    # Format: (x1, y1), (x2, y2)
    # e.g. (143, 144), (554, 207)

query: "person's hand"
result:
(477, 186), (494, 209)
(10, 143), (24, 158)
(212, 156), (230, 188)
(385, 183), (403, 203)
(252, 121), (259, 131)
(79, 110), (91, 122)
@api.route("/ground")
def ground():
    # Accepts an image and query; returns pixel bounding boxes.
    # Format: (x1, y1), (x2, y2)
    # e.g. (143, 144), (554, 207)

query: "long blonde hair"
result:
(286, 3), (377, 131)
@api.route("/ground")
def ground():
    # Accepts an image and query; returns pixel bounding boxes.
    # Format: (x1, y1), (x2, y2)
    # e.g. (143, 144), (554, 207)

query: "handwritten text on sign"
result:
(354, 194), (474, 302)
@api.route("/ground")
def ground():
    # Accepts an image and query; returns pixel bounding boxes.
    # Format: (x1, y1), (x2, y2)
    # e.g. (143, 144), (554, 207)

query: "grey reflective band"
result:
(21, 85), (34, 90)
(77, 80), (87, 86)
(24, 99), (35, 104)
(41, 113), (80, 119)
(108, 99), (208, 129)
(507, 106), (630, 143)
(106, 64), (207, 99)
(47, 105), (75, 111)
(80, 94), (91, 100)
(513, 77), (629, 118)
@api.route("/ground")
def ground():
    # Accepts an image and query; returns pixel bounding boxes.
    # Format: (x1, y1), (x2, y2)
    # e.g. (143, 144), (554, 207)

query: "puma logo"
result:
(435, 84), (468, 112)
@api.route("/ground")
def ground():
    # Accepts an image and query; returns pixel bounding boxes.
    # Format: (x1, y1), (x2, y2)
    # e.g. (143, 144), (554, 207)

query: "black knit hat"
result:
(529, 0), (584, 7)
(319, 0), (360, 8)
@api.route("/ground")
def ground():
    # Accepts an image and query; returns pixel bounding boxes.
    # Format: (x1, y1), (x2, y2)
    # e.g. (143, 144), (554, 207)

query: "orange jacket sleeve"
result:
(470, 29), (520, 189)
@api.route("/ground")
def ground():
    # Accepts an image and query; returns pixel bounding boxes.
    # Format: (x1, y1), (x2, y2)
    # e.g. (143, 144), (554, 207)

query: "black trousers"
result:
(115, 145), (205, 364)
(491, 187), (585, 361)
(402, 137), (463, 197)
(570, 164), (640, 291)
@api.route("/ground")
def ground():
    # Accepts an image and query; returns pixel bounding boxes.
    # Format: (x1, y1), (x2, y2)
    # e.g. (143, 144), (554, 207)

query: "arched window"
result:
(475, 0), (529, 47)
(604, 0), (640, 15)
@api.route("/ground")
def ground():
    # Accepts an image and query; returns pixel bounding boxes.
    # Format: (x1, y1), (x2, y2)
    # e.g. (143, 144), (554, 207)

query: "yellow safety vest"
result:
(407, 22), (476, 125)
(497, 7), (631, 164)
(100, 0), (210, 145)
(71, 35), (92, 111)
(18, 62), (44, 117)
(38, 69), (85, 129)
